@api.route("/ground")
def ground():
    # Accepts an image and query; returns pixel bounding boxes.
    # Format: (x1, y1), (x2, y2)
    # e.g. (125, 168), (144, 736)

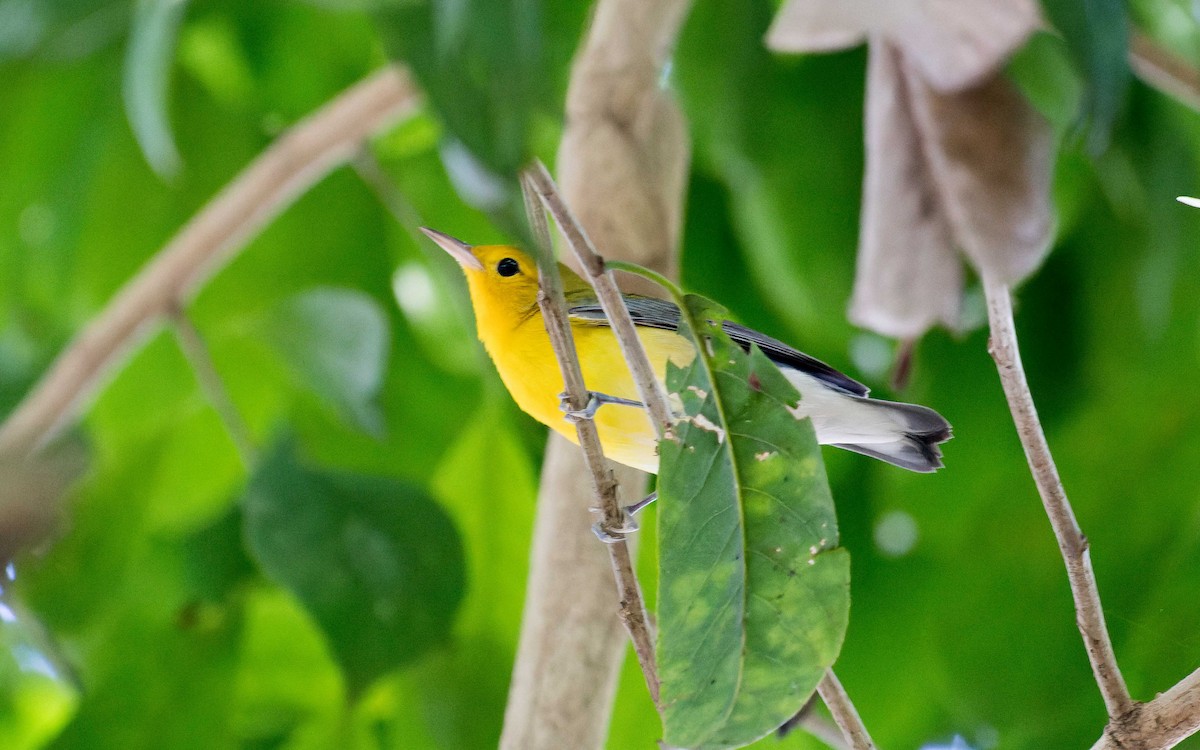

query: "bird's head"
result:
(420, 227), (563, 328)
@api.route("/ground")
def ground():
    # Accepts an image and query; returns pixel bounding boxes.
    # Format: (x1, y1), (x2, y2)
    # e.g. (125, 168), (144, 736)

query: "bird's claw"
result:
(560, 391), (602, 423)
(559, 390), (643, 423)
(591, 511), (640, 543)
(588, 491), (657, 543)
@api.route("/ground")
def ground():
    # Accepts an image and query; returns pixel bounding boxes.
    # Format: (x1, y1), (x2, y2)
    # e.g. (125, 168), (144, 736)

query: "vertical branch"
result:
(521, 176), (660, 702)
(817, 670), (876, 750)
(170, 308), (257, 469)
(525, 163), (674, 436)
(983, 275), (1134, 719)
(500, 0), (692, 748)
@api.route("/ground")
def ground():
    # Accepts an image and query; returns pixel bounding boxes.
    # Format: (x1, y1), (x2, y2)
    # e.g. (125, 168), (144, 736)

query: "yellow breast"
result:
(483, 315), (694, 474)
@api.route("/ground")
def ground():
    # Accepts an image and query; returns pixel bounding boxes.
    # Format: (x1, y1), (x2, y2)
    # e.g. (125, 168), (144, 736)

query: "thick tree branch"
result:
(0, 66), (419, 458)
(1092, 667), (1200, 750)
(500, 1), (691, 747)
(983, 275), (1134, 719)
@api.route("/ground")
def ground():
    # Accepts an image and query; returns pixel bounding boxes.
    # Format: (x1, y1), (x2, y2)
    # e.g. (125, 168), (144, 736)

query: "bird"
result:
(421, 227), (951, 475)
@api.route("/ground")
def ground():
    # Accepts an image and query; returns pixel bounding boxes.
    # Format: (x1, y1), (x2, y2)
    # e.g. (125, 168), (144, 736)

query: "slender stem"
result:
(170, 308), (257, 469)
(0, 66), (419, 459)
(524, 162), (675, 438)
(817, 670), (876, 750)
(535, 279), (661, 706)
(779, 695), (850, 750)
(983, 275), (1134, 719)
(522, 174), (661, 706)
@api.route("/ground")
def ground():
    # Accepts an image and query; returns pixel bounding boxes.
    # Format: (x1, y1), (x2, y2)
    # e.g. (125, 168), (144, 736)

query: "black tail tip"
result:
(833, 426), (952, 473)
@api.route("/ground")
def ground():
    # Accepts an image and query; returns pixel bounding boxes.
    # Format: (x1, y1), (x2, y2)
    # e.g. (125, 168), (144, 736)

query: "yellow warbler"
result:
(422, 228), (950, 474)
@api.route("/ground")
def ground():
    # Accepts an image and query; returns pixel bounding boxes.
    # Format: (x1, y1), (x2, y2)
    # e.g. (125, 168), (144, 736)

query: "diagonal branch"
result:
(0, 66), (419, 459)
(817, 670), (876, 750)
(983, 274), (1134, 719)
(1129, 32), (1200, 113)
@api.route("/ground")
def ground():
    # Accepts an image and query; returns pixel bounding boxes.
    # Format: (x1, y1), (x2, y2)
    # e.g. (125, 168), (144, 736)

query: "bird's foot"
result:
(559, 390), (643, 423)
(589, 492), (657, 543)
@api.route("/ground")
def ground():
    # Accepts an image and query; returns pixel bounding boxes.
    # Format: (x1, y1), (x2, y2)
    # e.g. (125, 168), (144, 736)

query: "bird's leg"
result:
(559, 390), (643, 423)
(590, 491), (658, 544)
(625, 491), (657, 516)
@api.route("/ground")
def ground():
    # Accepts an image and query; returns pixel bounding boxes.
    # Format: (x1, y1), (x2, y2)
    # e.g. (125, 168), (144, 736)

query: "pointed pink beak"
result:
(420, 227), (483, 270)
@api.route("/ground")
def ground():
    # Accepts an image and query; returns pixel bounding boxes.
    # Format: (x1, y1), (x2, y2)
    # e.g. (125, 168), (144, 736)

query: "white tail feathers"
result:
(786, 370), (952, 472)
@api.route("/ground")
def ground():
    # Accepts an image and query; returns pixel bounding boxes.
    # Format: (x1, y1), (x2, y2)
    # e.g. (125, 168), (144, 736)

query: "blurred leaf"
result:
(263, 287), (391, 437)
(675, 0), (864, 349)
(373, 0), (543, 178)
(123, 0), (188, 178)
(181, 506), (256, 603)
(0, 586), (78, 750)
(1007, 31), (1085, 130)
(656, 295), (850, 750)
(0, 0), (126, 63)
(232, 588), (345, 748)
(1039, 0), (1130, 151)
(46, 540), (242, 750)
(372, 0), (587, 197)
(241, 439), (466, 698)
(363, 410), (536, 749)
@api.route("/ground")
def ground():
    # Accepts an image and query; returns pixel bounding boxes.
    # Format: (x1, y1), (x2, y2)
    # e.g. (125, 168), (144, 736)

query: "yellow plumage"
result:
(460, 243), (691, 473)
(422, 228), (952, 474)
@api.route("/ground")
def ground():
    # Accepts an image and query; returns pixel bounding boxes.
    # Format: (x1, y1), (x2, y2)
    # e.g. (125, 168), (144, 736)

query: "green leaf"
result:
(372, 0), (587, 182)
(674, 0), (864, 351)
(656, 295), (850, 750)
(123, 0), (188, 178)
(263, 287), (391, 436)
(1038, 0), (1130, 151)
(1007, 31), (1085, 132)
(373, 0), (541, 179)
(180, 506), (256, 604)
(241, 439), (466, 698)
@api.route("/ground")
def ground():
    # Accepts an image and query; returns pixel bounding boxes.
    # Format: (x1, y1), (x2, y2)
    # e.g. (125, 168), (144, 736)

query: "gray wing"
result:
(567, 297), (869, 397)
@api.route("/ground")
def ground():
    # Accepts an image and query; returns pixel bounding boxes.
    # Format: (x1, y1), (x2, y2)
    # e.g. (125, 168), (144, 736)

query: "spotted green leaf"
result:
(656, 295), (850, 750)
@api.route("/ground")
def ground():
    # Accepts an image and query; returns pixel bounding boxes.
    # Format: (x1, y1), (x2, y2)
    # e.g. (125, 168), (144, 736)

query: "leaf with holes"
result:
(656, 295), (850, 750)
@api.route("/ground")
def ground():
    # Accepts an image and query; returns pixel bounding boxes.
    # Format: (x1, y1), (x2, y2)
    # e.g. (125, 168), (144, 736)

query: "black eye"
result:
(497, 258), (520, 277)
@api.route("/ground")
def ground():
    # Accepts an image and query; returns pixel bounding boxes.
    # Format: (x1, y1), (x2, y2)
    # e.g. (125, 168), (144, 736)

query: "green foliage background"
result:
(2, 0), (1200, 748)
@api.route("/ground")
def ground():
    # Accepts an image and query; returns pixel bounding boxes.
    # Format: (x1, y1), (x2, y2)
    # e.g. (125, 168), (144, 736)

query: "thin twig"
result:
(1129, 32), (1200, 113)
(525, 161), (675, 437)
(521, 173), (660, 706)
(170, 307), (257, 468)
(983, 275), (1134, 719)
(817, 670), (876, 750)
(0, 66), (419, 459)
(779, 695), (851, 750)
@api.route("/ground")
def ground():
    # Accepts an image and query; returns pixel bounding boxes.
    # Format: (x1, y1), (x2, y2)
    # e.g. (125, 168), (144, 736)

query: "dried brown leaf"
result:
(906, 55), (1056, 284)
(767, 0), (1040, 92)
(850, 43), (963, 338)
